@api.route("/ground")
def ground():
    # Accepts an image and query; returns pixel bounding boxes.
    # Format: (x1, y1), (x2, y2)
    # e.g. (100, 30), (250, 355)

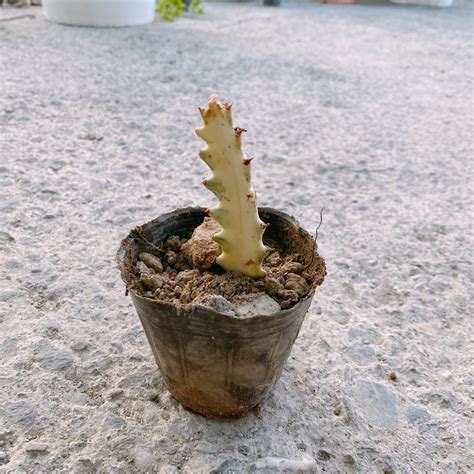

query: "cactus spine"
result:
(196, 95), (268, 278)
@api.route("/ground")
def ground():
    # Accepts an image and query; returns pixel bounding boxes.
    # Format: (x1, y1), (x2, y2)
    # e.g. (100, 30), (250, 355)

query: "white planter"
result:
(43, 0), (156, 27)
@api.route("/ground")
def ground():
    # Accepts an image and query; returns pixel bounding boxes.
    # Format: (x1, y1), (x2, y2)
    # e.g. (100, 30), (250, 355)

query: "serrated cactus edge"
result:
(196, 95), (268, 278)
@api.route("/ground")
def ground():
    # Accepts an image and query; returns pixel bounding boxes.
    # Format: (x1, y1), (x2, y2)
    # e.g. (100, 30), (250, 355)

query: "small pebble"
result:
(235, 293), (281, 317)
(277, 289), (299, 308)
(140, 274), (164, 291)
(277, 289), (298, 300)
(281, 261), (304, 274)
(139, 253), (163, 273)
(264, 276), (284, 296)
(196, 295), (235, 316)
(285, 273), (309, 296)
(136, 261), (152, 275)
(181, 218), (220, 270)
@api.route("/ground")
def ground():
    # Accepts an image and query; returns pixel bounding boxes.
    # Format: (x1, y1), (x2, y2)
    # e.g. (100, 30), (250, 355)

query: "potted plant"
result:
(43, 0), (156, 27)
(117, 96), (326, 417)
(156, 0), (203, 21)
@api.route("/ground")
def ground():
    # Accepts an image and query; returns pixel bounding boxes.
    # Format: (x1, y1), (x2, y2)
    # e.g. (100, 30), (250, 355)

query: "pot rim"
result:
(129, 283), (317, 323)
(117, 206), (324, 322)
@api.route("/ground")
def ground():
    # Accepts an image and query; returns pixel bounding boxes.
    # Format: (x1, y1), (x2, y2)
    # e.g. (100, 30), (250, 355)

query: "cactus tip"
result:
(198, 106), (206, 119)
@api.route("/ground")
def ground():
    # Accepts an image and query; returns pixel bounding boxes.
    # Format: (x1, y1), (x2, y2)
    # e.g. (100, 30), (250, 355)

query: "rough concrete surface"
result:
(0, 2), (473, 472)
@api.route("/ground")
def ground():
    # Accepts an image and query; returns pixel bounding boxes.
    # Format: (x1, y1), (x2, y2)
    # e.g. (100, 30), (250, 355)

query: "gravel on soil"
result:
(0, 2), (473, 472)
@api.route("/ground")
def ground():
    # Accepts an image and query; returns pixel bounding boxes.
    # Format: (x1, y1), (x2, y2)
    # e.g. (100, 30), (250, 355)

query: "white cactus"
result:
(196, 95), (268, 278)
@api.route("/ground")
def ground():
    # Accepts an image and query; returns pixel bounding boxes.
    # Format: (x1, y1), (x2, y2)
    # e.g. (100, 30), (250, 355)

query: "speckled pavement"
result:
(0, 3), (472, 472)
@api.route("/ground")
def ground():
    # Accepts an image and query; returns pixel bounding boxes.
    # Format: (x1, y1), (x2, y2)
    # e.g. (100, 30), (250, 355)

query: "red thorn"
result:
(202, 179), (208, 186)
(246, 193), (254, 200)
(243, 157), (253, 166)
(223, 102), (233, 110)
(234, 127), (247, 137)
(260, 223), (269, 229)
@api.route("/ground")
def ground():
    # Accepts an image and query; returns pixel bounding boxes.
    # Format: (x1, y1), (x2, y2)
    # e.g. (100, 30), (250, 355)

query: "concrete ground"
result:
(0, 2), (473, 472)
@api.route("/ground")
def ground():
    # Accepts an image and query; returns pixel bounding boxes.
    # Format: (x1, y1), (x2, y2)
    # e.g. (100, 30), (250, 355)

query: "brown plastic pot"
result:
(116, 207), (325, 417)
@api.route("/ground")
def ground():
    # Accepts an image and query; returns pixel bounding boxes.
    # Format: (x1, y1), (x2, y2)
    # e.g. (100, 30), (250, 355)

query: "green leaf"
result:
(156, 0), (187, 21)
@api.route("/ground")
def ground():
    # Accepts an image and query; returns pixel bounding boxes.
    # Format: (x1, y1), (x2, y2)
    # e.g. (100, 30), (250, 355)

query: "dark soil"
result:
(132, 233), (325, 311)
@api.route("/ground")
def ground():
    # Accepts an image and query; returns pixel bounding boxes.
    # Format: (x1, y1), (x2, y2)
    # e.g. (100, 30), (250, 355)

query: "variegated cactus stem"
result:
(196, 95), (268, 278)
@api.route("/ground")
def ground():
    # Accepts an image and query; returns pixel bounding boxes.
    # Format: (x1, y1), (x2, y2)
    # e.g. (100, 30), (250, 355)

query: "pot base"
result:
(168, 383), (256, 418)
